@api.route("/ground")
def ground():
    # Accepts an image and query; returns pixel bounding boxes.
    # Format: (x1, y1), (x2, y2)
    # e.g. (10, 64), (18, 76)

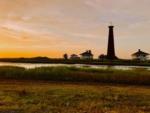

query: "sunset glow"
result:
(0, 0), (150, 58)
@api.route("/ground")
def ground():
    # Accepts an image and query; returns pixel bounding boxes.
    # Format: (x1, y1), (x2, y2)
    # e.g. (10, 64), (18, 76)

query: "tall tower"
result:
(107, 25), (117, 60)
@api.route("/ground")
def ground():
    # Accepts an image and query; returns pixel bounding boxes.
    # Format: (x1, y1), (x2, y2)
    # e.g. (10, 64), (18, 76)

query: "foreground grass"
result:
(0, 66), (149, 85)
(0, 81), (149, 113)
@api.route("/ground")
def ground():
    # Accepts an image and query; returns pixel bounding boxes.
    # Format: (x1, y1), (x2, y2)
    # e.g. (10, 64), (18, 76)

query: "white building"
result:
(132, 49), (149, 61)
(80, 50), (93, 60)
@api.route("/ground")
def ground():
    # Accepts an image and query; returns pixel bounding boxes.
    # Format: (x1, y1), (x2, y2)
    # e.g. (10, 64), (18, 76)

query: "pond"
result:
(0, 62), (149, 70)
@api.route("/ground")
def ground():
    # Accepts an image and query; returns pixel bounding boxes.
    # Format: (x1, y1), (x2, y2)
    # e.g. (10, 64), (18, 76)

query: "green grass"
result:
(0, 81), (149, 113)
(0, 66), (149, 85)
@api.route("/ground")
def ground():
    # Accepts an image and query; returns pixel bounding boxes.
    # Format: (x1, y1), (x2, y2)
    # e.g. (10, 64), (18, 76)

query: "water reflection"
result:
(0, 62), (149, 70)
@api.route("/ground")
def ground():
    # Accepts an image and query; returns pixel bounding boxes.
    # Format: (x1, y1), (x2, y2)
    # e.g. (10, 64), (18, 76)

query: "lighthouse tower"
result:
(107, 25), (117, 60)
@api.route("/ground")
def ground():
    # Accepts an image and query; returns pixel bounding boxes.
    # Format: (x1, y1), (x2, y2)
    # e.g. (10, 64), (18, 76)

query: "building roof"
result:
(71, 54), (79, 57)
(99, 54), (107, 58)
(132, 49), (149, 56)
(80, 50), (93, 56)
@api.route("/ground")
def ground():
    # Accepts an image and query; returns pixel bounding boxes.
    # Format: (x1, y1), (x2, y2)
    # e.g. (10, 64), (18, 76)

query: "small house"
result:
(132, 49), (149, 61)
(70, 54), (80, 60)
(99, 54), (107, 60)
(80, 50), (93, 60)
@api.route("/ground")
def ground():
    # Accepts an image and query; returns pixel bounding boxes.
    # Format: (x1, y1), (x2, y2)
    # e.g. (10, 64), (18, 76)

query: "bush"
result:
(0, 66), (149, 85)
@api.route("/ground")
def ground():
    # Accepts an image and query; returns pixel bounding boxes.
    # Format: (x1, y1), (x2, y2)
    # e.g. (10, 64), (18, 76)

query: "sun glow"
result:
(0, 0), (149, 58)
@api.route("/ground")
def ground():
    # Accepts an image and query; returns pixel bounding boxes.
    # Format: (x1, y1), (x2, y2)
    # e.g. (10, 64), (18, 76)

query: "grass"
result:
(0, 66), (149, 112)
(0, 66), (149, 85)
(0, 81), (149, 113)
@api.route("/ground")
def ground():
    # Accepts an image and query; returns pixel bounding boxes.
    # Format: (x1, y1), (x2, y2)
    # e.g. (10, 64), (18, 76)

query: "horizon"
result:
(0, 0), (150, 59)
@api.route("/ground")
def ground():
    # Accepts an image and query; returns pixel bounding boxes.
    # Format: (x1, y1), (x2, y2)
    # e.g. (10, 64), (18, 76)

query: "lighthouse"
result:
(107, 25), (117, 60)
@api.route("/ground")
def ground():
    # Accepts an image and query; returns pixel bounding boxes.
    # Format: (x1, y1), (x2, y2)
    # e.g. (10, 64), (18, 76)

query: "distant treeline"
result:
(0, 66), (149, 85)
(0, 57), (150, 66)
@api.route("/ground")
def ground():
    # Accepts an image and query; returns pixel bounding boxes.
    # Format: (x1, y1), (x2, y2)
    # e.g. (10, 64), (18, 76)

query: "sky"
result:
(0, 0), (150, 58)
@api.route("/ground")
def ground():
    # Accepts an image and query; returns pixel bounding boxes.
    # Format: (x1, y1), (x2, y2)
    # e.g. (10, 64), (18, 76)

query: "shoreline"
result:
(0, 60), (150, 67)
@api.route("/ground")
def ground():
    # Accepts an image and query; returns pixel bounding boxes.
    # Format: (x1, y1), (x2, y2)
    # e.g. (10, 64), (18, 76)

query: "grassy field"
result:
(0, 81), (149, 113)
(0, 66), (149, 85)
(0, 66), (149, 112)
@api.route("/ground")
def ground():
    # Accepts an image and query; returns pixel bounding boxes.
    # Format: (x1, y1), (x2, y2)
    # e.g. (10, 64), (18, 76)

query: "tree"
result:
(63, 54), (68, 60)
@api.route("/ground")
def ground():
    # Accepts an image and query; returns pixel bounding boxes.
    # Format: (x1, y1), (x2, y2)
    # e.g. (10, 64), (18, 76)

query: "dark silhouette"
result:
(107, 25), (118, 60)
(70, 54), (80, 60)
(99, 54), (107, 61)
(63, 54), (68, 60)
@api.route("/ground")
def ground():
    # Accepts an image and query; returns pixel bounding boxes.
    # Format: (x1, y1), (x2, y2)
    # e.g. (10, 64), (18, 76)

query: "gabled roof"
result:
(71, 54), (78, 57)
(132, 49), (149, 56)
(80, 50), (93, 56)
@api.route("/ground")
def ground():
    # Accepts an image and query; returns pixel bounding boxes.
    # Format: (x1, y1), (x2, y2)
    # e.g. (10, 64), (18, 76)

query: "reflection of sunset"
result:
(0, 0), (149, 58)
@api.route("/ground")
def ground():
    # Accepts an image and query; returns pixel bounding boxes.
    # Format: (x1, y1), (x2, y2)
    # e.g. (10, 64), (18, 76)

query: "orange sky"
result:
(0, 0), (150, 59)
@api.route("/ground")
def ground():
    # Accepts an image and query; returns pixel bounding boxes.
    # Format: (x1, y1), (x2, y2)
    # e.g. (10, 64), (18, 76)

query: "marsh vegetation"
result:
(0, 66), (149, 85)
(0, 81), (149, 113)
(0, 66), (149, 112)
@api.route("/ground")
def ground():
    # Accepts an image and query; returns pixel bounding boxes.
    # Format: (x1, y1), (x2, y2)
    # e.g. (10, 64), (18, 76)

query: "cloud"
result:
(0, 0), (149, 58)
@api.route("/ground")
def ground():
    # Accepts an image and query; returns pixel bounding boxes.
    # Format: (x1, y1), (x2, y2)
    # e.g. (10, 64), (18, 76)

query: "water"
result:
(0, 62), (149, 70)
